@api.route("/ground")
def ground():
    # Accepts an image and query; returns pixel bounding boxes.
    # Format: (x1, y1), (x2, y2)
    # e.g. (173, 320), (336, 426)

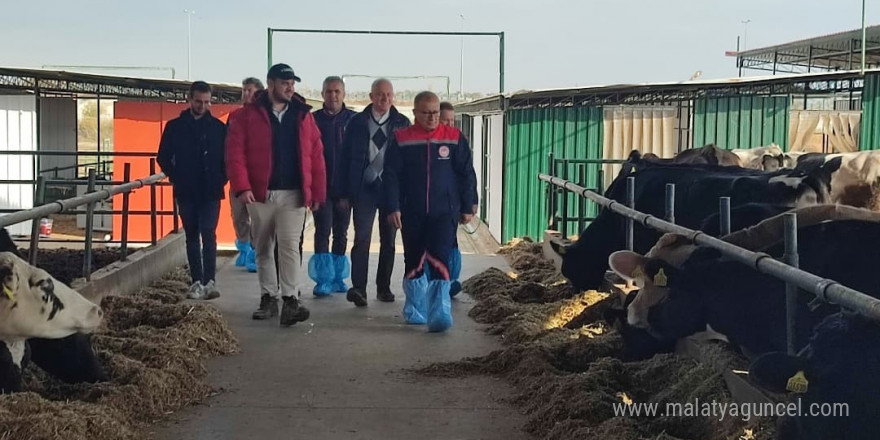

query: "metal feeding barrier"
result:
(0, 160), (170, 282)
(540, 172), (880, 355)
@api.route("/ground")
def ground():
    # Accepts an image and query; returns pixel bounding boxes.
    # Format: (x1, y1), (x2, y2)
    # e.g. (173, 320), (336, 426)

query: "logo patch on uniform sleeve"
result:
(438, 145), (450, 159)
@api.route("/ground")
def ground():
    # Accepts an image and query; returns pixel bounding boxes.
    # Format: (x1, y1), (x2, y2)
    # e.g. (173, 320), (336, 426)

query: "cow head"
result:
(749, 312), (879, 440)
(0, 252), (103, 339)
(761, 154), (784, 172)
(608, 234), (699, 328)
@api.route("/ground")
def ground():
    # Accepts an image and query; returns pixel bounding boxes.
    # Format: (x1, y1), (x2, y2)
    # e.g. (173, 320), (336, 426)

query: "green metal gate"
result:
(693, 96), (790, 150)
(504, 107), (603, 243)
(861, 73), (880, 150)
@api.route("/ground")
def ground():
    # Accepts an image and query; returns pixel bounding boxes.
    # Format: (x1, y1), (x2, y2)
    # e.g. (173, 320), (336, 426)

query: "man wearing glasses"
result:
(383, 91), (477, 332)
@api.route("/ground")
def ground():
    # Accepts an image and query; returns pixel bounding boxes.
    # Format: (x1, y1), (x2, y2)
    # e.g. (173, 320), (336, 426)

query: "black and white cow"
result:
(0, 228), (107, 393)
(792, 151), (880, 212)
(637, 144), (743, 167)
(731, 144), (786, 171)
(749, 311), (880, 440)
(552, 154), (840, 290)
(609, 219), (880, 359)
(696, 203), (794, 238)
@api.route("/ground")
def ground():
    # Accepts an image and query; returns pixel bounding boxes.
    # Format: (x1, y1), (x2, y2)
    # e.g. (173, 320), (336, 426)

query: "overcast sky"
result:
(3, 0), (877, 95)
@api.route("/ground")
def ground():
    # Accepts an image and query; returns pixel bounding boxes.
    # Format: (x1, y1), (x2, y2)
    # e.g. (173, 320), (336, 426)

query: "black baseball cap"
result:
(267, 63), (301, 82)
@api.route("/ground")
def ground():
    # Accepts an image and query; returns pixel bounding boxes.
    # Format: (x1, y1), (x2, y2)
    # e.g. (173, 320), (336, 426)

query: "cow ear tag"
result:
(2, 284), (15, 304)
(786, 370), (809, 393)
(653, 268), (668, 287)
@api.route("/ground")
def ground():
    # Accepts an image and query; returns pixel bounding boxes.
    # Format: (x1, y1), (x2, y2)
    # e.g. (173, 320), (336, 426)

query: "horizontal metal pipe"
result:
(0, 210), (175, 216)
(271, 28), (502, 37)
(0, 173), (165, 228)
(0, 180), (171, 187)
(538, 173), (880, 323)
(0, 150), (156, 157)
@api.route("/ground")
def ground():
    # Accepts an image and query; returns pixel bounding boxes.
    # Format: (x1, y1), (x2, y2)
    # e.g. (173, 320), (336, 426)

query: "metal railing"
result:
(545, 152), (628, 237)
(539, 173), (880, 354)
(0, 159), (175, 281)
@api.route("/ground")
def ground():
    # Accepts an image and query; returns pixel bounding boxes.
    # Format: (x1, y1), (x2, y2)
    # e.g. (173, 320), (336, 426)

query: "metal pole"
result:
(862, 0), (867, 75)
(172, 188), (179, 232)
(578, 164), (587, 233)
(742, 19), (751, 51)
(121, 163), (131, 261)
(28, 176), (46, 266)
(459, 14), (465, 101)
(499, 32), (505, 94)
(737, 36), (743, 77)
(784, 213), (800, 354)
(83, 169), (96, 281)
(720, 197), (731, 236)
(267, 28), (273, 70)
(626, 176), (635, 251)
(596, 168), (605, 214)
(850, 39), (856, 70)
(150, 159), (158, 246)
(560, 161), (569, 237)
(96, 95), (101, 176)
(665, 183), (675, 224)
(547, 152), (556, 230)
(184, 9), (195, 80)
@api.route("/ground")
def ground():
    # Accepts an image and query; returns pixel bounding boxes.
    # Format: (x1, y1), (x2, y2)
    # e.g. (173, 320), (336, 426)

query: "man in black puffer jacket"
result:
(157, 80), (228, 301)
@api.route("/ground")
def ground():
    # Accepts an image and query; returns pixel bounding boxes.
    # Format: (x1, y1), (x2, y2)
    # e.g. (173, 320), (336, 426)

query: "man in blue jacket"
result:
(384, 91), (477, 332)
(157, 81), (227, 301)
(309, 76), (357, 296)
(339, 79), (411, 307)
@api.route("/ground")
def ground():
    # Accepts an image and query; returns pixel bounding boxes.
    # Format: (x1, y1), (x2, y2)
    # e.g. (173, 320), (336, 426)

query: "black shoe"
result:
(450, 281), (462, 298)
(280, 295), (310, 326)
(347, 287), (368, 307)
(377, 288), (395, 303)
(252, 294), (279, 320)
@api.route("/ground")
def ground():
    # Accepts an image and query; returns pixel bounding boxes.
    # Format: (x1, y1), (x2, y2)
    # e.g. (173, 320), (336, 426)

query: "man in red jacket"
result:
(225, 63), (326, 326)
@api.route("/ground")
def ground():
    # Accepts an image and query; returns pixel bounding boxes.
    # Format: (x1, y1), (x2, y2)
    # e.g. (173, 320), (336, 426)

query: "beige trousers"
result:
(229, 186), (251, 242)
(247, 190), (307, 298)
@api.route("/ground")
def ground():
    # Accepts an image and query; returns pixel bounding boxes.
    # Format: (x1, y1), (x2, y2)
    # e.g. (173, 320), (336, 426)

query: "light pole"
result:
(184, 9), (196, 80)
(459, 13), (465, 101)
(741, 19), (751, 51)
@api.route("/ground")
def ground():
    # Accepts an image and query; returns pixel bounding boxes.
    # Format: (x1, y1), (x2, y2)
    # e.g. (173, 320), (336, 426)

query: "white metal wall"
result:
(470, 116), (484, 218)
(39, 97), (78, 179)
(0, 95), (36, 236)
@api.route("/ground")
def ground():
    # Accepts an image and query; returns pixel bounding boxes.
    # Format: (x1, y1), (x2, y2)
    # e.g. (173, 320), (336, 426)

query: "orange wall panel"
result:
(113, 101), (241, 246)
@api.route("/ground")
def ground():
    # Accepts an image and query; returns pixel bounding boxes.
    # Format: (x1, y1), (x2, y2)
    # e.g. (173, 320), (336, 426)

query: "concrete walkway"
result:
(152, 250), (529, 440)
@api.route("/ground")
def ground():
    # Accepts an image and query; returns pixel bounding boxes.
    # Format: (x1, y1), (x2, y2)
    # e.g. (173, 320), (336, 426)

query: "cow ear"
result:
(608, 251), (647, 281)
(749, 352), (809, 394)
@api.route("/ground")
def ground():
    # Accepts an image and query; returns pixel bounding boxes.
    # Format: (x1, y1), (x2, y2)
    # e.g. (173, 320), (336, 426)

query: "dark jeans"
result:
(177, 199), (221, 285)
(313, 197), (352, 255)
(351, 186), (396, 292)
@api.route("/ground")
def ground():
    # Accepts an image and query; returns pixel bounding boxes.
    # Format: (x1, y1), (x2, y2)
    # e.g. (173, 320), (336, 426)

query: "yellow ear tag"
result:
(2, 284), (15, 304)
(653, 268), (668, 287)
(786, 370), (809, 394)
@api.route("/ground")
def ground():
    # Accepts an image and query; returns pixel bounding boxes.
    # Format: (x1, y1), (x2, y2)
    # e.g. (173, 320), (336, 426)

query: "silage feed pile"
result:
(0, 266), (239, 440)
(419, 238), (775, 440)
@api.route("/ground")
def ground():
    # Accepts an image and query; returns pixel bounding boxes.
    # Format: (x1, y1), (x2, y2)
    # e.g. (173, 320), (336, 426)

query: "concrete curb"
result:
(71, 231), (186, 302)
